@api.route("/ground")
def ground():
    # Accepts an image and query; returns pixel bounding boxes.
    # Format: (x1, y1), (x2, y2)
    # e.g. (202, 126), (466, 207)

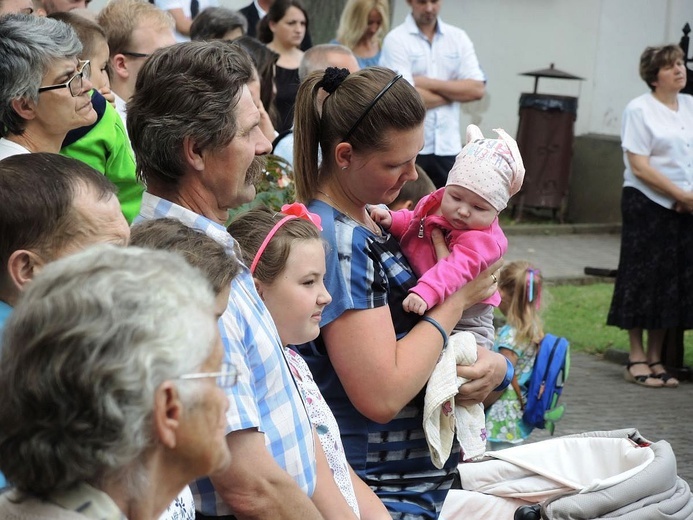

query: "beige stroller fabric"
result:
(440, 429), (693, 519)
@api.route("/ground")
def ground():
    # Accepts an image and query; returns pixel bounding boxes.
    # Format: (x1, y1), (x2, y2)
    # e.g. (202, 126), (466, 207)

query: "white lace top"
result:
(286, 348), (360, 517)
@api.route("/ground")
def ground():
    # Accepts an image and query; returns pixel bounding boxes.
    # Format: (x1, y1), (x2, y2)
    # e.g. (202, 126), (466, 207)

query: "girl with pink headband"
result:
(228, 203), (390, 520)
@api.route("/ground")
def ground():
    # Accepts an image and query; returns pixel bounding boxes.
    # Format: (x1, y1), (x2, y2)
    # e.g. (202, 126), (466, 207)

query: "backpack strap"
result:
(511, 373), (524, 410)
(514, 340), (540, 411)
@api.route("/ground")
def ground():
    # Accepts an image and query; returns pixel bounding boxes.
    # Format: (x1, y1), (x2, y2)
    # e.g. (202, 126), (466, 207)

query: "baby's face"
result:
(440, 185), (497, 231)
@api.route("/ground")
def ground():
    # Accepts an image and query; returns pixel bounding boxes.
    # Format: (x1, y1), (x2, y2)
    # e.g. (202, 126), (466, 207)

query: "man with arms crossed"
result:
(380, 0), (486, 188)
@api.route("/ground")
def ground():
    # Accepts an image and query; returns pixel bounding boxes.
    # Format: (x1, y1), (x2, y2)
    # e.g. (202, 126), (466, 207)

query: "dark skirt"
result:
(607, 187), (693, 330)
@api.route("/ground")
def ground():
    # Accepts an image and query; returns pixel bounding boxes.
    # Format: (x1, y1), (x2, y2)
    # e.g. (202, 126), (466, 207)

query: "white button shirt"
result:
(380, 14), (485, 156)
(154, 0), (218, 42)
(622, 92), (693, 209)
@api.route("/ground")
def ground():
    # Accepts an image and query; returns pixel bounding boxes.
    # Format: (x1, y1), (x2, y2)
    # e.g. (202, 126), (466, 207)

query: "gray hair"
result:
(0, 245), (218, 498)
(127, 40), (254, 187)
(190, 6), (248, 41)
(298, 43), (356, 80)
(0, 14), (82, 137)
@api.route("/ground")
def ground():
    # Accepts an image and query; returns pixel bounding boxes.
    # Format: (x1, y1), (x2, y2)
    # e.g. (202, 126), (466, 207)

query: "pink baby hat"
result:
(445, 124), (525, 212)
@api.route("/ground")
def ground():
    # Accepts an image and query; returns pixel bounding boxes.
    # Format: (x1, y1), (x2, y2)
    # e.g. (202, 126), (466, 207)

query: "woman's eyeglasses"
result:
(176, 363), (238, 389)
(38, 60), (91, 97)
(121, 51), (151, 59)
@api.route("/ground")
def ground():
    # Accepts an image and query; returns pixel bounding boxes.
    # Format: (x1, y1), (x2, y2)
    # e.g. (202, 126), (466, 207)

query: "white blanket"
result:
(423, 331), (487, 468)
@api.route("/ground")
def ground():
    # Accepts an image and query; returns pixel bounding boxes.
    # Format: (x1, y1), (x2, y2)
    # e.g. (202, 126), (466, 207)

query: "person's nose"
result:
(318, 284), (332, 306)
(458, 204), (470, 217)
(256, 132), (272, 155)
(81, 76), (94, 95)
(404, 162), (418, 183)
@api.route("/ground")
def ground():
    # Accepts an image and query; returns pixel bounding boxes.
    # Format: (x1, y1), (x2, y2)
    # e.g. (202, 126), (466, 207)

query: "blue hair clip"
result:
(526, 268), (541, 309)
(528, 270), (534, 303)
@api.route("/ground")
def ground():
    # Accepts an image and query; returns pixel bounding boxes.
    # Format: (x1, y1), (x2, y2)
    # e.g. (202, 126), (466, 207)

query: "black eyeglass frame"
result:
(38, 60), (91, 97)
(121, 51), (151, 59)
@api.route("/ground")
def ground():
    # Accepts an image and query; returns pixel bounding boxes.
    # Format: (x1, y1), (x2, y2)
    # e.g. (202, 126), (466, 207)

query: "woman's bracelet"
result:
(420, 316), (448, 349)
(493, 357), (514, 392)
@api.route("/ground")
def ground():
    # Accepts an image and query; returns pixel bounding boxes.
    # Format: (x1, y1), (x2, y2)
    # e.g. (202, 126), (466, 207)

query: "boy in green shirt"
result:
(52, 11), (143, 223)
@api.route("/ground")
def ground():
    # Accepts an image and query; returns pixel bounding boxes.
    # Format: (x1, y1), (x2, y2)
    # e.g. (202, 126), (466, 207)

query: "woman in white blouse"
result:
(608, 44), (693, 389)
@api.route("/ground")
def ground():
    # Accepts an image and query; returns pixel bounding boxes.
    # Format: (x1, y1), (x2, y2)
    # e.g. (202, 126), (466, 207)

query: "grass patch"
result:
(540, 283), (693, 366)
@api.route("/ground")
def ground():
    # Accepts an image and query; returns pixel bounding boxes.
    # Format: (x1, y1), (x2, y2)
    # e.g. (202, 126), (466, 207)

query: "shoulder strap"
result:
(513, 340), (540, 410)
(272, 127), (293, 152)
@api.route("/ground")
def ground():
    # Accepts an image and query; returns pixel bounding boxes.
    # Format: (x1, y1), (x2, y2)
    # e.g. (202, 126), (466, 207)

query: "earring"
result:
(341, 165), (347, 171)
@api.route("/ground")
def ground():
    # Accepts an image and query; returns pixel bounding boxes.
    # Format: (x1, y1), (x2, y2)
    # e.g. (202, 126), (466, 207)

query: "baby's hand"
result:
(403, 293), (428, 315)
(99, 87), (116, 108)
(369, 206), (393, 229)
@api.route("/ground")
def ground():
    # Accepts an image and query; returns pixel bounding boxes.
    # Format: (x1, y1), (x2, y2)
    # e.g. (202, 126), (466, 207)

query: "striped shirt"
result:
(293, 201), (459, 519)
(136, 193), (316, 516)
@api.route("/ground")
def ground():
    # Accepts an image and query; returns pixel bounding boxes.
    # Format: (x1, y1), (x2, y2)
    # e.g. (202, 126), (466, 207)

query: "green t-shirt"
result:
(61, 90), (143, 223)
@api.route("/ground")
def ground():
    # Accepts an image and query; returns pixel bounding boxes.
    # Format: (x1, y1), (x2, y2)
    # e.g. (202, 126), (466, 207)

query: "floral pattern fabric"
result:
(159, 486), (194, 520)
(485, 324), (537, 446)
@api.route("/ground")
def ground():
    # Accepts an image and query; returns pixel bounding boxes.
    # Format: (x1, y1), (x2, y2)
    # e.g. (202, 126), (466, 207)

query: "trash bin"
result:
(511, 64), (583, 222)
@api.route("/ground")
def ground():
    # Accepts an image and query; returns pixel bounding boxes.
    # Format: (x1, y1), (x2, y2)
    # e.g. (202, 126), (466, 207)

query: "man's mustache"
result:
(246, 155), (267, 185)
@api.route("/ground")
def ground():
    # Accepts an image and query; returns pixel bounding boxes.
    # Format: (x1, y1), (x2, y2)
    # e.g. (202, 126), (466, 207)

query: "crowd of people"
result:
(0, 0), (691, 518)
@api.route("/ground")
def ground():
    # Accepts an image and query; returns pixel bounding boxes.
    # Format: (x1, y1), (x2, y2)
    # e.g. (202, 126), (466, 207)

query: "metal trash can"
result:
(511, 64), (583, 221)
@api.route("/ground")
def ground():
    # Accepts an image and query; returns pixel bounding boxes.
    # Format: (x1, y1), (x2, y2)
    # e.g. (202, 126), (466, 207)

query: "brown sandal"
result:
(624, 361), (664, 388)
(648, 362), (679, 388)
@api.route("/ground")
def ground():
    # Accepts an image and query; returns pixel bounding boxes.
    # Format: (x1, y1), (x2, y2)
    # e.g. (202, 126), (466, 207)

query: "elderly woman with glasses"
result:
(0, 245), (237, 520)
(0, 13), (96, 159)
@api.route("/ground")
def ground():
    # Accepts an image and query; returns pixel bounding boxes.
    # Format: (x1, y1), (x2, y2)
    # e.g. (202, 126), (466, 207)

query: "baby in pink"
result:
(371, 124), (525, 349)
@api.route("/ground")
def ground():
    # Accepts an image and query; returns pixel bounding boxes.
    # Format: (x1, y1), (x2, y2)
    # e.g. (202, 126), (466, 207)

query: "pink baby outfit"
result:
(389, 124), (524, 349)
(389, 187), (507, 310)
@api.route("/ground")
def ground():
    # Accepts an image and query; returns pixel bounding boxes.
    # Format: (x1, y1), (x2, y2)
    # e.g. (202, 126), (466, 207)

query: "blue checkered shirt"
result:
(136, 193), (316, 516)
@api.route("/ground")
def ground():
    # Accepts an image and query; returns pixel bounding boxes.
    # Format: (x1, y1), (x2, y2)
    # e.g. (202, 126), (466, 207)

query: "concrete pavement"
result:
(502, 225), (692, 486)
(504, 224), (621, 284)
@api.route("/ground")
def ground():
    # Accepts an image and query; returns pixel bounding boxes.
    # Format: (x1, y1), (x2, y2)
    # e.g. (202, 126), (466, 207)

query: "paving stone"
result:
(502, 231), (691, 486)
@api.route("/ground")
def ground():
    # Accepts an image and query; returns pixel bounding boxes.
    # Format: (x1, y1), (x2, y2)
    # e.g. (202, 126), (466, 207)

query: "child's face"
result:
(440, 185), (498, 231)
(88, 38), (111, 93)
(256, 239), (332, 346)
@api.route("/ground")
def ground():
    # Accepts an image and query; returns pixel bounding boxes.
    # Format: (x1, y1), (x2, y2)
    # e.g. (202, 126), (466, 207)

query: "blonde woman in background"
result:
(333, 0), (388, 69)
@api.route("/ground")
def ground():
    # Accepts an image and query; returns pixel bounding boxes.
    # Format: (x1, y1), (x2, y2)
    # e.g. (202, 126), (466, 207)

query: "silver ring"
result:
(491, 273), (498, 284)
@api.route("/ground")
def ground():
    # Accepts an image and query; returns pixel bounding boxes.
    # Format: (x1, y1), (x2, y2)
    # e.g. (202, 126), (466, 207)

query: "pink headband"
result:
(249, 203), (323, 274)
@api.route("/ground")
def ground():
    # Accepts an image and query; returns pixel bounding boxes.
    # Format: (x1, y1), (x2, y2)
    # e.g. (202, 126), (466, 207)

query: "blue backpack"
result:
(522, 333), (570, 434)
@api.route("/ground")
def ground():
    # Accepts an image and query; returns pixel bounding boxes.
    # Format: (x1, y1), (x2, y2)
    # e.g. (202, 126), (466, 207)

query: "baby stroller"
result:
(440, 428), (693, 519)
